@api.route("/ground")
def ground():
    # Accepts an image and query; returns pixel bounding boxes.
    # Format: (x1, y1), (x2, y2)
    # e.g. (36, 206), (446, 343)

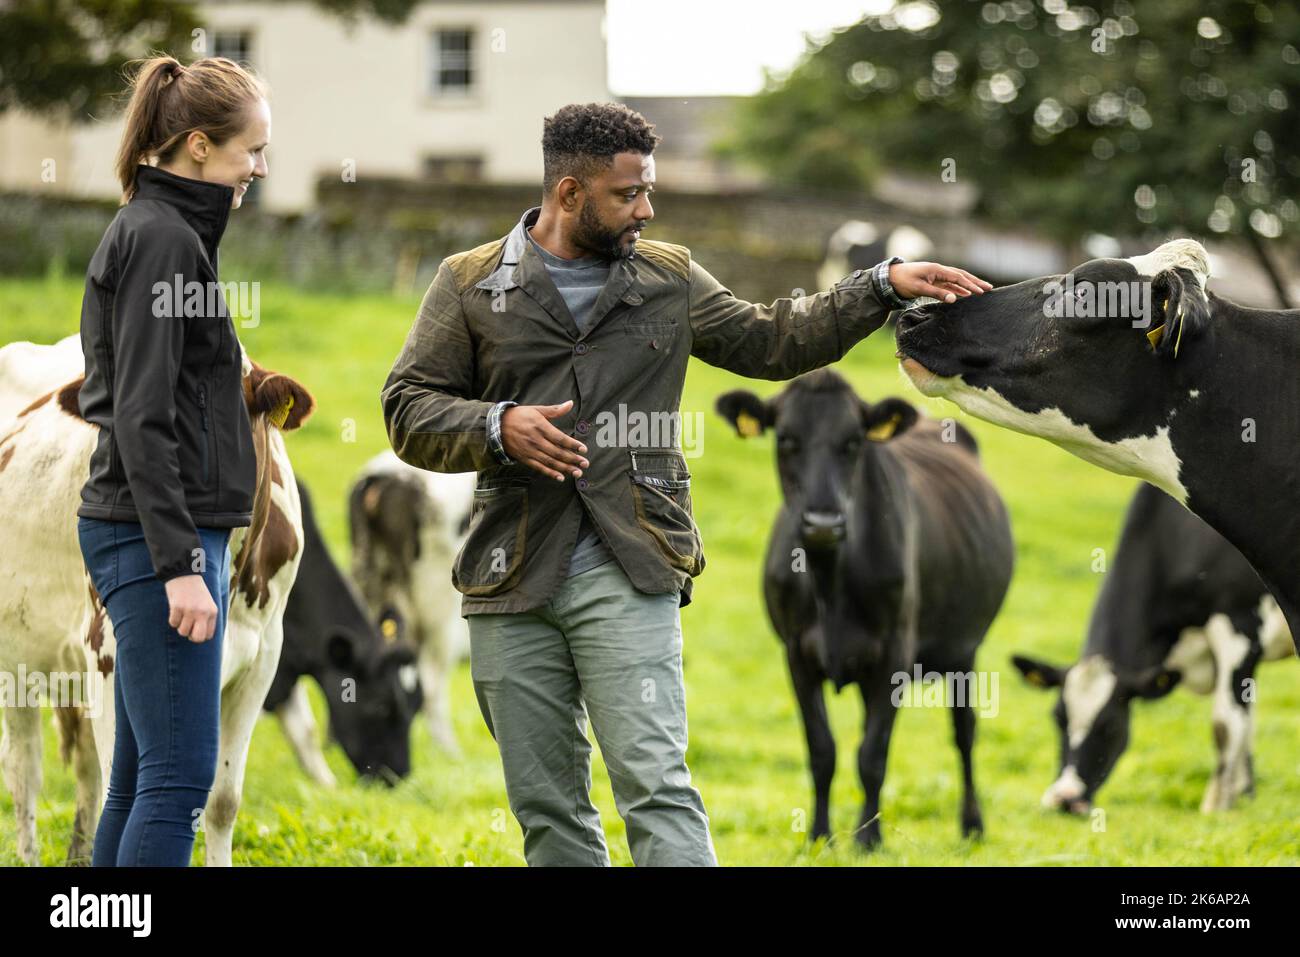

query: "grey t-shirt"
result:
(528, 230), (615, 577)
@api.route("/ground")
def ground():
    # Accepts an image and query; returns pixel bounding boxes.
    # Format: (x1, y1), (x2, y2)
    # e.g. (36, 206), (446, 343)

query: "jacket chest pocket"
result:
(628, 450), (704, 575)
(623, 316), (679, 340)
(621, 294), (678, 340)
(452, 479), (531, 595)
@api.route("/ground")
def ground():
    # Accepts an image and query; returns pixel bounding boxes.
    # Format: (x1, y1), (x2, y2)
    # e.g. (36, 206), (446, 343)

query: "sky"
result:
(605, 0), (894, 96)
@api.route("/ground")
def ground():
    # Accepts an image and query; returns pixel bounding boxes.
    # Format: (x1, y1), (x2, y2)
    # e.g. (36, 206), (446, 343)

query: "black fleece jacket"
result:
(77, 164), (257, 581)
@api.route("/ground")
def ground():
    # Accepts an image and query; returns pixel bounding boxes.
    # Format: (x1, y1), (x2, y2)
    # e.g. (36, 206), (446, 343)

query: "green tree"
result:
(726, 0), (1299, 305)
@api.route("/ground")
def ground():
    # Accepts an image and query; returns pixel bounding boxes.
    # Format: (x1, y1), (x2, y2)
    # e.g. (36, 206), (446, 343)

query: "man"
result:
(381, 103), (989, 866)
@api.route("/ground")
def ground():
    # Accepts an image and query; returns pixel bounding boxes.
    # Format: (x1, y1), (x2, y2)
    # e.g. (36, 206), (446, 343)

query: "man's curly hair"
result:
(542, 102), (660, 194)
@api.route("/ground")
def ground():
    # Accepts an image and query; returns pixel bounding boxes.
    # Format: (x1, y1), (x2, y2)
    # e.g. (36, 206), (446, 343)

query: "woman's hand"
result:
(164, 574), (218, 643)
(890, 262), (992, 303)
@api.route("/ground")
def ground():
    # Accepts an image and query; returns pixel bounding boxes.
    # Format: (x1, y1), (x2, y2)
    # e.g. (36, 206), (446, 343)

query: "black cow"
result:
(895, 238), (1300, 652)
(717, 369), (1014, 849)
(264, 477), (424, 785)
(1014, 483), (1294, 815)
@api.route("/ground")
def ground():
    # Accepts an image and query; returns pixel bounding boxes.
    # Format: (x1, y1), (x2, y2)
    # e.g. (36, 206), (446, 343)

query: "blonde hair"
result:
(114, 54), (268, 202)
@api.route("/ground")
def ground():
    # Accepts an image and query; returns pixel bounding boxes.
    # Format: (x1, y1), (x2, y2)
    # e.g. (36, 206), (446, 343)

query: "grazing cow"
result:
(348, 451), (474, 756)
(0, 335), (313, 866)
(716, 369), (1014, 848)
(265, 476), (423, 786)
(894, 239), (1300, 651)
(1013, 483), (1294, 816)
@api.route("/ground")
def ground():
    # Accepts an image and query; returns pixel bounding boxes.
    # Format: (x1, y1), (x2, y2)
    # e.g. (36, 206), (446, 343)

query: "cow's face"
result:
(716, 371), (918, 555)
(1014, 654), (1179, 813)
(717, 372), (919, 682)
(895, 240), (1212, 501)
(325, 613), (423, 783)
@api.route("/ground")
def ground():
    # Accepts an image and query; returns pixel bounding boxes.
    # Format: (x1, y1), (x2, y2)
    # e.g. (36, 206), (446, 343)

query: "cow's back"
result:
(892, 420), (1014, 664)
(0, 335), (83, 424)
(0, 343), (97, 673)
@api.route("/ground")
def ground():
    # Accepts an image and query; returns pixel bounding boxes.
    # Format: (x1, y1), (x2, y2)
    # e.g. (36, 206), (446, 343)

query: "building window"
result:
(211, 30), (254, 67)
(421, 155), (484, 183)
(430, 28), (474, 95)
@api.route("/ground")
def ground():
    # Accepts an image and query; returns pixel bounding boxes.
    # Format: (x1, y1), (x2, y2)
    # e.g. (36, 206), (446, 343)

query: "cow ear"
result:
(1012, 654), (1066, 689)
(715, 389), (774, 438)
(246, 360), (317, 431)
(1145, 267), (1210, 359)
(1125, 666), (1181, 700)
(862, 397), (918, 442)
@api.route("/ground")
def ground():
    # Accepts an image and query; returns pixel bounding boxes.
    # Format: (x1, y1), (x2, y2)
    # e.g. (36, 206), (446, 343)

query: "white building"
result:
(0, 0), (609, 211)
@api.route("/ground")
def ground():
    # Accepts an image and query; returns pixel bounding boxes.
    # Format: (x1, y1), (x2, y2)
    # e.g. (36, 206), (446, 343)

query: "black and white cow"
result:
(348, 452), (474, 756)
(1013, 483), (1294, 816)
(895, 239), (1300, 651)
(265, 476), (423, 787)
(717, 369), (1014, 849)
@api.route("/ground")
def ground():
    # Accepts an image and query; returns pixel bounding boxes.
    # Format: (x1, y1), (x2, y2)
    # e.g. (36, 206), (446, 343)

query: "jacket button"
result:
(576, 478), (589, 491)
(574, 342), (589, 356)
(576, 420), (590, 435)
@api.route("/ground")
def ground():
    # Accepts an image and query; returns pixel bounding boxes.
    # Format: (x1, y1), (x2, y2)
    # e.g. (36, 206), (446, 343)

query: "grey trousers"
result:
(467, 560), (717, 866)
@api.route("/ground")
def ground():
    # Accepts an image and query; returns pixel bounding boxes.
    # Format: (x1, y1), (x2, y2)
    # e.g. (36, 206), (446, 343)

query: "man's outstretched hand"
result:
(890, 262), (992, 304)
(501, 399), (589, 481)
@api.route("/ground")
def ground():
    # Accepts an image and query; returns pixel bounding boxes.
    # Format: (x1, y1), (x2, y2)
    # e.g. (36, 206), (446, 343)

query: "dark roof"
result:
(620, 96), (746, 157)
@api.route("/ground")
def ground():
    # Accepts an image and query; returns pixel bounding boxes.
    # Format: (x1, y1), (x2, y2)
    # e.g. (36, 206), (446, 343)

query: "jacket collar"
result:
(476, 206), (541, 293)
(476, 206), (641, 340)
(132, 164), (234, 258)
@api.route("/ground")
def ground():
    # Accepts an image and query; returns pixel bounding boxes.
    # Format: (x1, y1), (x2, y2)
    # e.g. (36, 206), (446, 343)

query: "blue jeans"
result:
(77, 517), (231, 867)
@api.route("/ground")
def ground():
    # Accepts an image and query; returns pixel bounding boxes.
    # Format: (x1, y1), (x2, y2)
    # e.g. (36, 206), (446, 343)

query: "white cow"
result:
(0, 335), (313, 866)
(348, 452), (473, 757)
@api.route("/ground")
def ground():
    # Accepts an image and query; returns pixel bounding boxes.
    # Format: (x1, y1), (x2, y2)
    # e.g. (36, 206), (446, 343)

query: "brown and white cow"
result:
(0, 335), (313, 866)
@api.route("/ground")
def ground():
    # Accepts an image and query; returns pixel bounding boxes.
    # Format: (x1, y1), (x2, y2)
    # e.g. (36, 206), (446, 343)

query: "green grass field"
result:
(2, 274), (1298, 866)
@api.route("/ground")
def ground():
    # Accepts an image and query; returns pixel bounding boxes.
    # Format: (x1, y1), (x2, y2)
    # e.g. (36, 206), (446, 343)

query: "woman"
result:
(76, 54), (270, 866)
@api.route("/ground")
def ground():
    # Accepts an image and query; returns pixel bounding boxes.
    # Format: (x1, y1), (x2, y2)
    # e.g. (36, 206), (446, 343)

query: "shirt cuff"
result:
(486, 400), (518, 465)
(872, 256), (911, 310)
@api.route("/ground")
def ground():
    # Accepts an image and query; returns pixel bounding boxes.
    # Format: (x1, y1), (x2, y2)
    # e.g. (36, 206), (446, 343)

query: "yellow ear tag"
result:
(380, 618), (398, 642)
(866, 413), (901, 442)
(1146, 324), (1166, 351)
(1173, 305), (1186, 358)
(736, 411), (762, 438)
(269, 393), (295, 429)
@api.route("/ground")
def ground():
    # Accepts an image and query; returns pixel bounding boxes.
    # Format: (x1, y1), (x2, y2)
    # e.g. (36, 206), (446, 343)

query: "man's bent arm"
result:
(381, 261), (505, 473)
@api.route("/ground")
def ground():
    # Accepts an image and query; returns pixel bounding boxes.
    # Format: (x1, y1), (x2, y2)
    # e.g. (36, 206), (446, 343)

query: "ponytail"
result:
(114, 54), (267, 203)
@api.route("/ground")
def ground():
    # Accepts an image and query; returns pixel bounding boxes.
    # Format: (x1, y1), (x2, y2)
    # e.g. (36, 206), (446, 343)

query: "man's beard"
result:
(574, 199), (641, 260)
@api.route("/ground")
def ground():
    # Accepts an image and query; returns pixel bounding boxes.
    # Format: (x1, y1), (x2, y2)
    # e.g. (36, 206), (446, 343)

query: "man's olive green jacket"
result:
(381, 207), (897, 615)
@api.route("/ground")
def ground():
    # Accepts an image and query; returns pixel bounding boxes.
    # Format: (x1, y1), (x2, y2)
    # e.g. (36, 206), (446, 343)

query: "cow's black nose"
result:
(800, 511), (846, 548)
